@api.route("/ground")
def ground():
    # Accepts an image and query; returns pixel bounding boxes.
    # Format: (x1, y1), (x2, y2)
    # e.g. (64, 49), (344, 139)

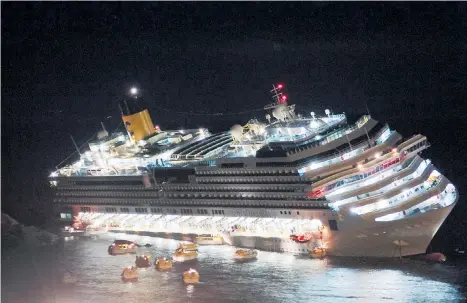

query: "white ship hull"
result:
(195, 238), (224, 245)
(220, 204), (455, 257)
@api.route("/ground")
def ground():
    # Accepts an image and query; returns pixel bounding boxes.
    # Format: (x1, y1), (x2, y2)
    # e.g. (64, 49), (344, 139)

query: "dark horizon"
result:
(2, 2), (467, 251)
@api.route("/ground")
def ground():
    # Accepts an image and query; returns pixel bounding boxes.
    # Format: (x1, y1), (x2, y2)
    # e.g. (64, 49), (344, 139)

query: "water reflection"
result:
(1, 234), (465, 303)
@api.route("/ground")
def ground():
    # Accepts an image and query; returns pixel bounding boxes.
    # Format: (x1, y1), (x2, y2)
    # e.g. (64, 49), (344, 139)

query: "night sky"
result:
(2, 3), (466, 250)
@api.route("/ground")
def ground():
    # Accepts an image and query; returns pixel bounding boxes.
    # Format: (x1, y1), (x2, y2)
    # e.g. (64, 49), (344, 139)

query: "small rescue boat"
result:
(121, 266), (138, 282)
(155, 257), (173, 271)
(233, 249), (258, 261)
(183, 268), (200, 284)
(309, 247), (326, 259)
(135, 254), (151, 268)
(108, 240), (137, 255)
(195, 234), (223, 245)
(173, 243), (198, 262)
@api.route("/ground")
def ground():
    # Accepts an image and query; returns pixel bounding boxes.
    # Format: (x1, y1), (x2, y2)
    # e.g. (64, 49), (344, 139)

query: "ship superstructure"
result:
(50, 85), (458, 257)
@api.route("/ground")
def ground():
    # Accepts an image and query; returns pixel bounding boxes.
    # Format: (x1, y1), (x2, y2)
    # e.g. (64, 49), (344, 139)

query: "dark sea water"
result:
(2, 233), (466, 303)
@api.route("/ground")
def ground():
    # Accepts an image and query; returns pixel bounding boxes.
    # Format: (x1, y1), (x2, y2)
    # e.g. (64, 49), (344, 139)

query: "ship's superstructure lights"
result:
(374, 152), (381, 158)
(310, 112), (315, 119)
(277, 84), (283, 89)
(130, 87), (138, 95)
(138, 140), (146, 146)
(325, 109), (331, 116)
(392, 148), (398, 153)
(50, 172), (58, 177)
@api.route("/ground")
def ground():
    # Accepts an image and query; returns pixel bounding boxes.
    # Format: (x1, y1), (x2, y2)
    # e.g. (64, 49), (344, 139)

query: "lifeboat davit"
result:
(135, 254), (151, 268)
(121, 266), (138, 282)
(183, 268), (200, 284)
(173, 243), (198, 262)
(233, 249), (258, 261)
(309, 247), (327, 259)
(155, 257), (173, 271)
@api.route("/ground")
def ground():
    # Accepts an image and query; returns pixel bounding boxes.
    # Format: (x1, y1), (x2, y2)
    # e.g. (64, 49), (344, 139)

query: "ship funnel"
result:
(120, 90), (160, 142)
(122, 109), (158, 142)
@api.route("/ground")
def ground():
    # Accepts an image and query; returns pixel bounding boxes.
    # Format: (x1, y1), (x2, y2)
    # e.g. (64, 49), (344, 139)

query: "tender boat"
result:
(108, 240), (137, 255)
(173, 243), (198, 262)
(121, 266), (138, 282)
(233, 249), (258, 261)
(183, 268), (200, 284)
(155, 257), (173, 271)
(309, 247), (326, 259)
(135, 254), (151, 268)
(195, 234), (224, 245)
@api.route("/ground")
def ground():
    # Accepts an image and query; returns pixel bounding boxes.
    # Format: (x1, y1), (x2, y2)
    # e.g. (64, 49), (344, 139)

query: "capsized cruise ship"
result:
(49, 85), (458, 257)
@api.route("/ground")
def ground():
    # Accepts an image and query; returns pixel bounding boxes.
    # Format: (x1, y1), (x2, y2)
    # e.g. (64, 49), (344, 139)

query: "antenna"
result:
(101, 121), (107, 133)
(123, 99), (131, 115)
(264, 83), (287, 110)
(70, 134), (82, 156)
(363, 100), (371, 117)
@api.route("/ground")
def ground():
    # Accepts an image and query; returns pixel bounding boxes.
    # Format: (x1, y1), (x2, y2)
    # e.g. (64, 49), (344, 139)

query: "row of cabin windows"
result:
(76, 207), (317, 218)
(322, 156), (401, 192)
(59, 192), (310, 201)
(198, 180), (310, 184)
(58, 187), (303, 192)
(151, 208), (163, 213)
(71, 200), (328, 208)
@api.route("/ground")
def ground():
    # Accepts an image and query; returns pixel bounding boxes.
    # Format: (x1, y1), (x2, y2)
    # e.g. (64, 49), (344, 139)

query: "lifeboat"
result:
(195, 234), (224, 245)
(183, 268), (200, 284)
(135, 254), (151, 268)
(108, 240), (137, 255)
(173, 243), (198, 262)
(309, 247), (326, 259)
(62, 272), (77, 284)
(155, 257), (173, 271)
(121, 266), (138, 282)
(233, 249), (258, 261)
